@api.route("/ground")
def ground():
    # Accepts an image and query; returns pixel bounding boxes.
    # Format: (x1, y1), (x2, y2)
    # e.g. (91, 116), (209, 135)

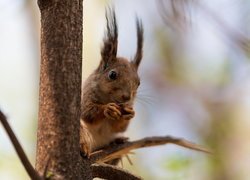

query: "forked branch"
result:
(1, 108), (211, 180)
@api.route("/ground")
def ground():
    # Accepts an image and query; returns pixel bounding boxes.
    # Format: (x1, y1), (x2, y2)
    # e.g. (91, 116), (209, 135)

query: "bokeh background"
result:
(1, 0), (250, 179)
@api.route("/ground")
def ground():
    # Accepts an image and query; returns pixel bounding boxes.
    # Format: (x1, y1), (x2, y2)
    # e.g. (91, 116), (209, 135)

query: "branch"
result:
(0, 110), (42, 180)
(91, 163), (142, 180)
(90, 136), (211, 163)
(36, 0), (84, 178)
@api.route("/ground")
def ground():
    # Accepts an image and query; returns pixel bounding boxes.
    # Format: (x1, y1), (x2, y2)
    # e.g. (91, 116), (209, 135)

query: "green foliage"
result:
(161, 154), (192, 179)
(163, 155), (191, 172)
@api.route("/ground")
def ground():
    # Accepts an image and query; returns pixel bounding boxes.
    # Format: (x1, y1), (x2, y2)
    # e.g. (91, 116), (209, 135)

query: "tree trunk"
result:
(36, 0), (91, 179)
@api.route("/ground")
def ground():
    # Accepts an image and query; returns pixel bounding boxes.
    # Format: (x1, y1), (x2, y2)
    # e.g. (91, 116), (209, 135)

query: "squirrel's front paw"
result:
(113, 136), (129, 144)
(121, 106), (135, 120)
(104, 103), (121, 120)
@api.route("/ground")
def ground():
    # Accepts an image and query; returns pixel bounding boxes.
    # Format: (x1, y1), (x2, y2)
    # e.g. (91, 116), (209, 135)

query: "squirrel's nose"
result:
(122, 94), (131, 101)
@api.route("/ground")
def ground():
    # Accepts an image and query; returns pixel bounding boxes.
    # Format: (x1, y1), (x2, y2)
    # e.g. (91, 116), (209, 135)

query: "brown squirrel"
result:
(80, 8), (143, 156)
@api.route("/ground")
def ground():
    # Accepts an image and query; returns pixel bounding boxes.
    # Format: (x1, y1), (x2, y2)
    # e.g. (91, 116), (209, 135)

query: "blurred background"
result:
(0, 0), (250, 179)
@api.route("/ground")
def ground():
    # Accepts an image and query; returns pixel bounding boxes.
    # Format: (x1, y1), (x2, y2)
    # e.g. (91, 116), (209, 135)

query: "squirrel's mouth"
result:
(114, 99), (133, 106)
(114, 100), (125, 105)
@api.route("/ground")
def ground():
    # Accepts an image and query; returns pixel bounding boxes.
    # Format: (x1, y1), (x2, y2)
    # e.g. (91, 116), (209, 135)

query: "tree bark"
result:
(36, 0), (91, 179)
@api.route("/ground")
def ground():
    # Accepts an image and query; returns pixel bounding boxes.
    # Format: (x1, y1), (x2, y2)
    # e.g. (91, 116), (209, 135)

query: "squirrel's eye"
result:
(108, 70), (117, 80)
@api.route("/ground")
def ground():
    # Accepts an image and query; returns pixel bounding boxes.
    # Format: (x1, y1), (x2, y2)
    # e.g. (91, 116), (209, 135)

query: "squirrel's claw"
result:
(104, 103), (121, 120)
(113, 136), (129, 144)
(80, 143), (91, 158)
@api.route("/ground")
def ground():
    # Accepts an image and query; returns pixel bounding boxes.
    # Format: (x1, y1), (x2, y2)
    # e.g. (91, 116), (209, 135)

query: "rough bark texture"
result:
(36, 0), (91, 179)
(91, 163), (142, 180)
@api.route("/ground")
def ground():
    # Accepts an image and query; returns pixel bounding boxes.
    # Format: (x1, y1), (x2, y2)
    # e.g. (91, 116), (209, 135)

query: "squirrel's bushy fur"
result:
(80, 8), (144, 157)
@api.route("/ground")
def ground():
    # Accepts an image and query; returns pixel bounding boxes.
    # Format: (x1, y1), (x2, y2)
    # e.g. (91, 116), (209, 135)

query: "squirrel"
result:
(80, 8), (143, 157)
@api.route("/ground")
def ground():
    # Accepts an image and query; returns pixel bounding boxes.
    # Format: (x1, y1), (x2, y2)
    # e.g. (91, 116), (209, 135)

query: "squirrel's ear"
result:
(132, 17), (144, 70)
(100, 7), (118, 69)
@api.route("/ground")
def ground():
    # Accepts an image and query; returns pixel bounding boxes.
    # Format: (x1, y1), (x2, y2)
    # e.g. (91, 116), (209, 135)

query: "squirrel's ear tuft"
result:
(132, 17), (144, 70)
(100, 7), (118, 69)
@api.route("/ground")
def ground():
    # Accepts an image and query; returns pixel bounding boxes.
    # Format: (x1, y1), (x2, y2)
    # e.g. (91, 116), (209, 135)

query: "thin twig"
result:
(90, 136), (211, 163)
(43, 155), (51, 179)
(91, 163), (142, 180)
(0, 110), (42, 180)
(125, 154), (133, 166)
